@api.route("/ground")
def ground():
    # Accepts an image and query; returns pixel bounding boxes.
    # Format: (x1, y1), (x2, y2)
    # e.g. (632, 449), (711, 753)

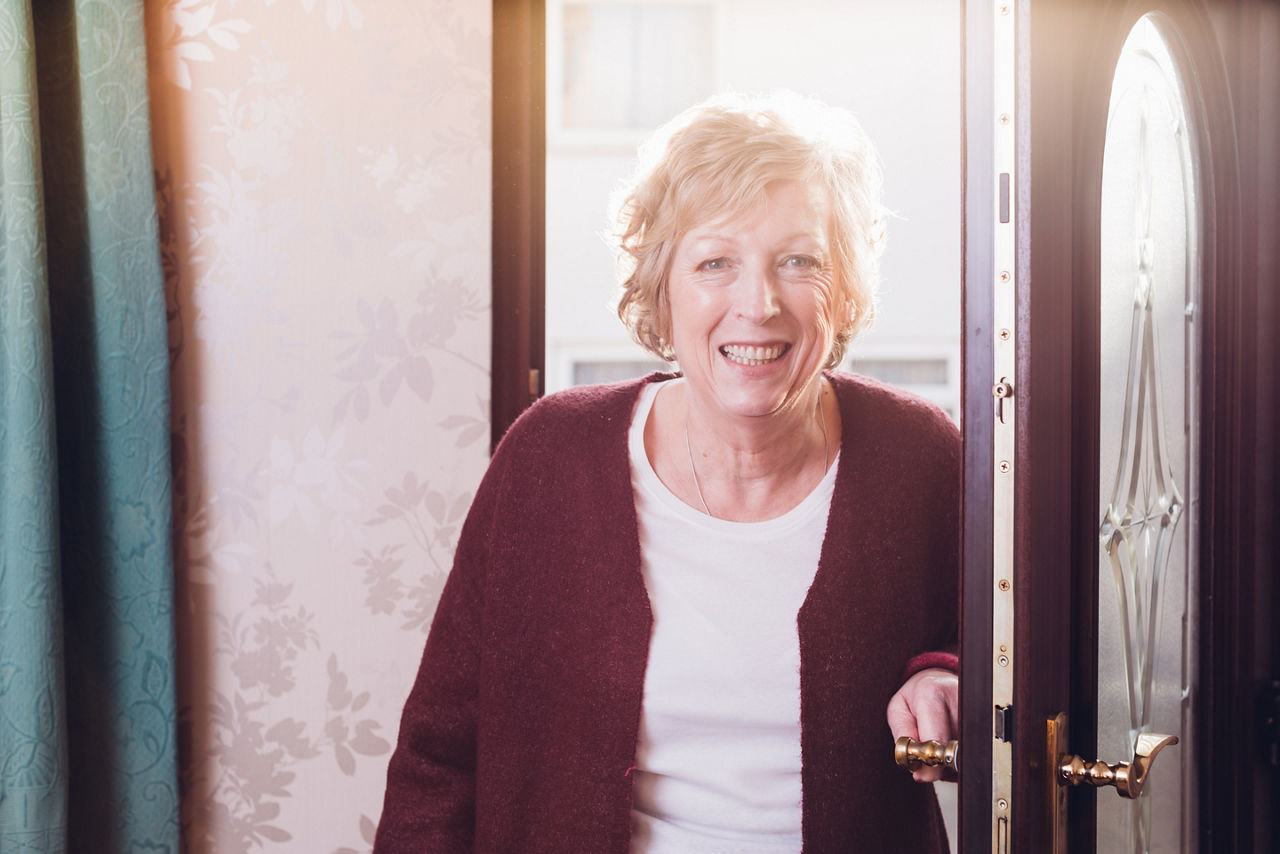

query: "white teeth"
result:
(720, 344), (786, 366)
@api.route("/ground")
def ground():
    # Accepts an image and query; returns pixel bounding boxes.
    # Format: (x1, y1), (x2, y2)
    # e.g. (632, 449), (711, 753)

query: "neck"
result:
(679, 377), (837, 522)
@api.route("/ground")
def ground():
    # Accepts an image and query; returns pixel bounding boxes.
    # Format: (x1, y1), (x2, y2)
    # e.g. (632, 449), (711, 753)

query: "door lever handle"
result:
(1057, 732), (1178, 799)
(894, 736), (960, 773)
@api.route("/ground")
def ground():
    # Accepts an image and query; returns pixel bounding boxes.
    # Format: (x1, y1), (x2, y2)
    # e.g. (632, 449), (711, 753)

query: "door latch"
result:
(992, 377), (1014, 423)
(994, 703), (1013, 743)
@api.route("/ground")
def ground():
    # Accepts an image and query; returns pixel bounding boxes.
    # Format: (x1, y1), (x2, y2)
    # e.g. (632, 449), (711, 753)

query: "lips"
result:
(719, 343), (790, 366)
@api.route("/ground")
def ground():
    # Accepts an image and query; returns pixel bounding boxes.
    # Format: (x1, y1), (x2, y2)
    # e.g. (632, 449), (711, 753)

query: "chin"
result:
(713, 387), (803, 419)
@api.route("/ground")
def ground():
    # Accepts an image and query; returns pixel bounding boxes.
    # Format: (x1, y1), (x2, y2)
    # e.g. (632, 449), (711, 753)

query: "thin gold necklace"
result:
(685, 388), (830, 519)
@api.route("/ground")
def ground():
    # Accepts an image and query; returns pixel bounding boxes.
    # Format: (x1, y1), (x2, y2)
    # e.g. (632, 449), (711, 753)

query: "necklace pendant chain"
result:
(685, 420), (713, 516)
(685, 386), (830, 519)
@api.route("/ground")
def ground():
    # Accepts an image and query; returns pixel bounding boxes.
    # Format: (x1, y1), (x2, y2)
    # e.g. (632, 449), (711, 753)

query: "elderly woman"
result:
(375, 92), (959, 853)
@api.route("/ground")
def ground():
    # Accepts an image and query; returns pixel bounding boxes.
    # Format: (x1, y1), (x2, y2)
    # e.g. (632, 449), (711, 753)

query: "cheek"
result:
(666, 302), (704, 358)
(670, 283), (721, 330)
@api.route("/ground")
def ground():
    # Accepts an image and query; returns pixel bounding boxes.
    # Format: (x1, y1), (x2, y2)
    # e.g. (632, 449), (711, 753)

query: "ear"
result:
(843, 293), (859, 323)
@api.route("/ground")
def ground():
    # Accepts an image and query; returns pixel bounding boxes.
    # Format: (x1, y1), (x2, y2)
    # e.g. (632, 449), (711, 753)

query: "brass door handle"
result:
(894, 736), (960, 773)
(1057, 732), (1178, 799)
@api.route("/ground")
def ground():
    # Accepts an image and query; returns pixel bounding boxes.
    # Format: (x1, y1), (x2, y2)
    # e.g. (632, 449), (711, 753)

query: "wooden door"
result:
(959, 0), (1278, 850)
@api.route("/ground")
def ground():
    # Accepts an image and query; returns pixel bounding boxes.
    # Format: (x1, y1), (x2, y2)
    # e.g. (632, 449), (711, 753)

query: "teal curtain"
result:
(1, 0), (179, 851)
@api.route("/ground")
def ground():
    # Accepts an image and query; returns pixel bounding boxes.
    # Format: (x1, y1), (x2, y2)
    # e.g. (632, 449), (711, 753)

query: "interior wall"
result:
(143, 3), (491, 850)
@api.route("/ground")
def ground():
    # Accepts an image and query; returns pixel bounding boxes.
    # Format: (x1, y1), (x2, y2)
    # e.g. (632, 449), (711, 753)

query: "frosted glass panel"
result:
(1097, 14), (1199, 854)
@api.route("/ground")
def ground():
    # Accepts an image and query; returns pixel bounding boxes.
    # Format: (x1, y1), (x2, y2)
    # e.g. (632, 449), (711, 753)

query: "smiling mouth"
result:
(719, 343), (790, 366)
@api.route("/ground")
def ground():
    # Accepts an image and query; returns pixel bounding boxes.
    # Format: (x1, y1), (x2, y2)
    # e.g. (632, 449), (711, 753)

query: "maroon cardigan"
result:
(375, 372), (959, 853)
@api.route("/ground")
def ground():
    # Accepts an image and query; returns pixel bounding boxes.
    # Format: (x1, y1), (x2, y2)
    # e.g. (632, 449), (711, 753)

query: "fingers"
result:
(886, 668), (959, 783)
(885, 689), (919, 742)
(908, 682), (953, 783)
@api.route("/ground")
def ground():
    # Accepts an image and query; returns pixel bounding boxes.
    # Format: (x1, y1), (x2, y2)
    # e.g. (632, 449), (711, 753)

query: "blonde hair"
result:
(612, 91), (887, 366)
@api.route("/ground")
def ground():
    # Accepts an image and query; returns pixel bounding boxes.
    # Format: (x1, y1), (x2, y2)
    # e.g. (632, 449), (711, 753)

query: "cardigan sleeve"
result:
(373, 453), (501, 853)
(896, 397), (962, 683)
(903, 650), (960, 677)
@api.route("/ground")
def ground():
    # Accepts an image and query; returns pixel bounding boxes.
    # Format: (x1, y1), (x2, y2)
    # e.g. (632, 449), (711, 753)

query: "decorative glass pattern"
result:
(1097, 14), (1200, 854)
(1099, 86), (1185, 755)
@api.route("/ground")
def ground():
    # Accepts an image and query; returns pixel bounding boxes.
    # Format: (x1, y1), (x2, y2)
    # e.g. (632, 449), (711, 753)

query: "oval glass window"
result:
(1096, 13), (1202, 854)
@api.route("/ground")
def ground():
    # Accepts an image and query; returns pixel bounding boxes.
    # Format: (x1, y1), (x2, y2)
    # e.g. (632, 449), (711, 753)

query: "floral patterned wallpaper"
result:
(143, 2), (491, 850)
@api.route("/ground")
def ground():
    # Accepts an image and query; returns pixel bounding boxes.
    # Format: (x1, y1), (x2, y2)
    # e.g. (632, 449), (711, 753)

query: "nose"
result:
(734, 264), (780, 324)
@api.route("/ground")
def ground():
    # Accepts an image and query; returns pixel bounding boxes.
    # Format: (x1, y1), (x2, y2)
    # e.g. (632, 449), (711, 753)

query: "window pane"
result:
(1096, 14), (1200, 852)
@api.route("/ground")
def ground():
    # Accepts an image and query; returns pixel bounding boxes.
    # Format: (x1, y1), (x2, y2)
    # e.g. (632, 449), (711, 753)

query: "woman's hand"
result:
(886, 667), (959, 783)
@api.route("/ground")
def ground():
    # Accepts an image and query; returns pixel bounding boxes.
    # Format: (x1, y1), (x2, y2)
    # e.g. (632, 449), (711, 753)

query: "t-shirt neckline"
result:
(628, 379), (840, 535)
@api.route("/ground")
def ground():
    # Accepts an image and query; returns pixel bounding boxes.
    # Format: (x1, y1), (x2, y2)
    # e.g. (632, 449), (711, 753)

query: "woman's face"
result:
(666, 179), (840, 423)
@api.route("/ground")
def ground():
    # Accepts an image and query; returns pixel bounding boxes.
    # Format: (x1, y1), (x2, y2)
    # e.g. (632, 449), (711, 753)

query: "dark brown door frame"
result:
(1254, 5), (1280, 852)
(959, 0), (1084, 846)
(491, 0), (546, 450)
(960, 0), (1277, 850)
(1199, 2), (1279, 848)
(959, 0), (995, 846)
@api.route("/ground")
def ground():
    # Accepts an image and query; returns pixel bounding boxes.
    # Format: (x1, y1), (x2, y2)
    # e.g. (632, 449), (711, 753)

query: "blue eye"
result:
(698, 257), (728, 271)
(784, 255), (817, 269)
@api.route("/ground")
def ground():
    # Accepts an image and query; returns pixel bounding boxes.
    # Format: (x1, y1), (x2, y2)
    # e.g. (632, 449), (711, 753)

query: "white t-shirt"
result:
(627, 380), (838, 854)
